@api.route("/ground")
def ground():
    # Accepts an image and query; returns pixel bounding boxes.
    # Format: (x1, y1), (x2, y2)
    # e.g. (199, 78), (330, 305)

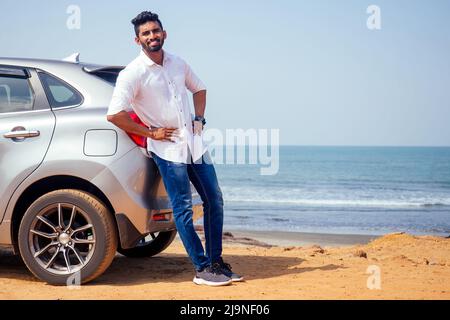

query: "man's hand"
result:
(149, 127), (178, 142)
(193, 120), (203, 136)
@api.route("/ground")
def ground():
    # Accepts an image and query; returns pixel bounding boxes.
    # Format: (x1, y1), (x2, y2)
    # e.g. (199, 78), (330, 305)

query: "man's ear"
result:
(135, 36), (141, 45)
(163, 30), (167, 40)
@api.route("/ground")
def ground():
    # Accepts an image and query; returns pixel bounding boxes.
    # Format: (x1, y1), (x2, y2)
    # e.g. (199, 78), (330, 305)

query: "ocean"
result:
(213, 146), (450, 236)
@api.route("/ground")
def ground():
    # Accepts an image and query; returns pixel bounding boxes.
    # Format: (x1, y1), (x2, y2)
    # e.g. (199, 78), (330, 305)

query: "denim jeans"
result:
(151, 151), (224, 271)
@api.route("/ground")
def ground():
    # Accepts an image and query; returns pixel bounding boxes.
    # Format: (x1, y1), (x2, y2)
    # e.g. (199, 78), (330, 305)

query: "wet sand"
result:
(226, 229), (379, 247)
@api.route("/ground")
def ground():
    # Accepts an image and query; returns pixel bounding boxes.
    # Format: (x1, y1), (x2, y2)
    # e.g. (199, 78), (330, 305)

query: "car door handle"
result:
(3, 130), (40, 139)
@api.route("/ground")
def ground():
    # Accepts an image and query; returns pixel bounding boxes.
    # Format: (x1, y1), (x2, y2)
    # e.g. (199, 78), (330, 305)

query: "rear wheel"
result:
(118, 230), (177, 258)
(18, 189), (118, 285)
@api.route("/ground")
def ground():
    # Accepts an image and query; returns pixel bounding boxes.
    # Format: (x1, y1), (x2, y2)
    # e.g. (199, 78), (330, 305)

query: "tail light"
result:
(151, 212), (171, 221)
(127, 111), (148, 148)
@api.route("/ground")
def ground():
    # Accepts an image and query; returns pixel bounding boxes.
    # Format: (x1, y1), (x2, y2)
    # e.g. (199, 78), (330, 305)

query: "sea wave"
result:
(224, 197), (450, 208)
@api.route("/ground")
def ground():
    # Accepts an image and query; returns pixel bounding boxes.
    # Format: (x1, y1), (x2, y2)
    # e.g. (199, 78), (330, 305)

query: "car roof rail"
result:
(62, 52), (80, 63)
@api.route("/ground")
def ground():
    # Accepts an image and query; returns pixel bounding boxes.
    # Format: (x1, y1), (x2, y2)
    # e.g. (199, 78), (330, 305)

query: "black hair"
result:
(131, 11), (164, 36)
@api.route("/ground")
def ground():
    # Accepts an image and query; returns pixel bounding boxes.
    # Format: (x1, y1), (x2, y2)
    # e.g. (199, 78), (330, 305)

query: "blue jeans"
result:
(151, 151), (224, 271)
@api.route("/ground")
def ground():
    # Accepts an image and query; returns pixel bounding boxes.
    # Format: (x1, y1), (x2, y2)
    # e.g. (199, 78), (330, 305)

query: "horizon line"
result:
(209, 144), (450, 148)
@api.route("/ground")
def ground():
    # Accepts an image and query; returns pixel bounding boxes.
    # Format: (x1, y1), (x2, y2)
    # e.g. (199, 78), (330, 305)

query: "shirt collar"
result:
(140, 50), (171, 66)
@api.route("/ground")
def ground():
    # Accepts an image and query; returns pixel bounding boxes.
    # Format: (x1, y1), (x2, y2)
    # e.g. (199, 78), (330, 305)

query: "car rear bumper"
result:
(91, 146), (204, 249)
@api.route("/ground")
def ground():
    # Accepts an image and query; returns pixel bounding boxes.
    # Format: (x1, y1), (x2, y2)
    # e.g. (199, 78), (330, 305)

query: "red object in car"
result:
(127, 111), (148, 148)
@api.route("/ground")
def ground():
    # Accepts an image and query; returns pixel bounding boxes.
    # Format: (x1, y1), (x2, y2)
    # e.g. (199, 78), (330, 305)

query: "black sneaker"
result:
(217, 258), (244, 282)
(193, 264), (232, 286)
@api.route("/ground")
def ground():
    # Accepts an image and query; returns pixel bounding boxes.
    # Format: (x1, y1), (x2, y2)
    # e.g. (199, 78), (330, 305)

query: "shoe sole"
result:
(193, 277), (232, 286)
(231, 276), (244, 282)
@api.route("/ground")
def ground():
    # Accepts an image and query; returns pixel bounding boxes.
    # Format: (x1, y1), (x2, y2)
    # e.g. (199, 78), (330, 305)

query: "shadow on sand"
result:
(0, 247), (345, 286)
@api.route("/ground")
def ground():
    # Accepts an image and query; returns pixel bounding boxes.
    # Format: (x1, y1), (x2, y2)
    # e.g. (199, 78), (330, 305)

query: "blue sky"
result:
(1, 0), (449, 146)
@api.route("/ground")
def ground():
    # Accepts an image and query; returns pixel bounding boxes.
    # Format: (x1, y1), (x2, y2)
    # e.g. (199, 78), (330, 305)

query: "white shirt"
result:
(107, 50), (207, 163)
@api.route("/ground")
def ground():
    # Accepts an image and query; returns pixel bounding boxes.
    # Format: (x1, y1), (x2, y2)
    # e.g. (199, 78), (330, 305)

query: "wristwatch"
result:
(194, 115), (206, 125)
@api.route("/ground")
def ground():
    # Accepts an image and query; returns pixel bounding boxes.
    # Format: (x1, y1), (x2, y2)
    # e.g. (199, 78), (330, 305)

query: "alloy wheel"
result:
(28, 203), (96, 275)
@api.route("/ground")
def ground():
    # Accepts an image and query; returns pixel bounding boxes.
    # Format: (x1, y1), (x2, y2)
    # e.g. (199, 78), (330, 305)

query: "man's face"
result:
(135, 21), (166, 53)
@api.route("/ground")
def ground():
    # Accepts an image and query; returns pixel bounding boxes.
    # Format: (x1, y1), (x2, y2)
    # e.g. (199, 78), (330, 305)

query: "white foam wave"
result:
(225, 197), (450, 208)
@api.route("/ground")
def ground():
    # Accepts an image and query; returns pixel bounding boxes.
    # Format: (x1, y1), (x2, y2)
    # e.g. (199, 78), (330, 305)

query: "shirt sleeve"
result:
(107, 67), (138, 116)
(184, 61), (206, 94)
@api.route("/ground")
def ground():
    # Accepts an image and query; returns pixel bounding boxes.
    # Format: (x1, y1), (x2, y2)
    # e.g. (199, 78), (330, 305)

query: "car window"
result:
(0, 76), (34, 114)
(90, 70), (121, 84)
(38, 72), (82, 108)
(84, 68), (123, 85)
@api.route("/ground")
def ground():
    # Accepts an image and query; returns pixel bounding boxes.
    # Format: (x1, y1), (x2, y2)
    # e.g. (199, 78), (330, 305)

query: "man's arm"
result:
(184, 60), (206, 118)
(107, 111), (177, 141)
(193, 89), (206, 118)
(107, 67), (177, 142)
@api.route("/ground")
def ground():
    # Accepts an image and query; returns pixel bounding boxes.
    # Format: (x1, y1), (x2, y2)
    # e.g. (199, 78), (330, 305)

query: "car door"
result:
(0, 65), (55, 222)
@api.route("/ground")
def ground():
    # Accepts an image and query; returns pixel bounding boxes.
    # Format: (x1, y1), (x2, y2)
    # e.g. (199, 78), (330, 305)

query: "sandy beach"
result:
(0, 230), (449, 300)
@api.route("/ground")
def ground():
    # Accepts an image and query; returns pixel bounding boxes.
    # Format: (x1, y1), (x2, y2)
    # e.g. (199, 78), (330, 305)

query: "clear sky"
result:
(1, 0), (449, 146)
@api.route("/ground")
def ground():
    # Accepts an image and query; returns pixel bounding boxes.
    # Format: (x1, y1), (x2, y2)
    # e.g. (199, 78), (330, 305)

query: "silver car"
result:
(0, 56), (203, 285)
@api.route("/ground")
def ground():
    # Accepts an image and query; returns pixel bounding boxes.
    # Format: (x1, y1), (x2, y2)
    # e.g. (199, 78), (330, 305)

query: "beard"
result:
(144, 38), (164, 52)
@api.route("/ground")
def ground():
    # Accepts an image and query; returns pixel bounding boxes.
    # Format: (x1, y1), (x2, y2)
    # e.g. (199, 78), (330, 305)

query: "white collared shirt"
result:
(107, 50), (207, 163)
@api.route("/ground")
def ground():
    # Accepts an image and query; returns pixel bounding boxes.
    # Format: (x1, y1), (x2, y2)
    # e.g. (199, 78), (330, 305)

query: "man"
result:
(107, 11), (243, 286)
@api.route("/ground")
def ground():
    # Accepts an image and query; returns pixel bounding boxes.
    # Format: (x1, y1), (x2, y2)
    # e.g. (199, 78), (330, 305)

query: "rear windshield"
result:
(86, 68), (123, 85)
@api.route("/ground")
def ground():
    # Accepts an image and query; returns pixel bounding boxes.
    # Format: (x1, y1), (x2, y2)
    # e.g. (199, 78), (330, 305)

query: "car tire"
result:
(117, 230), (177, 258)
(18, 189), (118, 285)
